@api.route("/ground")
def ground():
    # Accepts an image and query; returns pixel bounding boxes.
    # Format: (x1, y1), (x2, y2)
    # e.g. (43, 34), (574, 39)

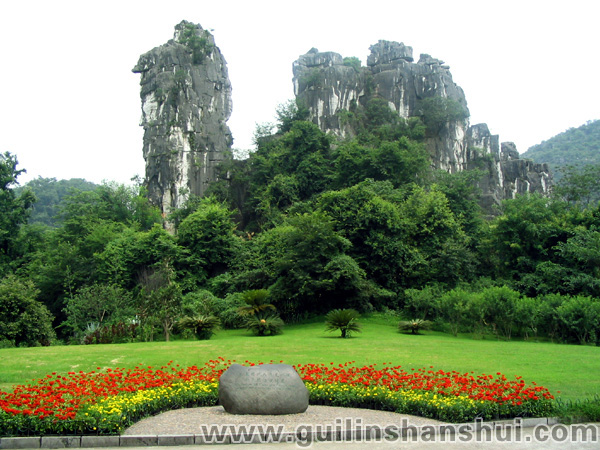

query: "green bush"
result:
(438, 288), (473, 336)
(175, 315), (220, 340)
(63, 283), (135, 338)
(556, 295), (600, 344)
(324, 308), (361, 338)
(244, 312), (284, 336)
(398, 319), (432, 335)
(479, 286), (521, 339)
(0, 275), (55, 347)
(403, 285), (441, 320)
(417, 96), (469, 135)
(180, 290), (245, 329)
(237, 289), (276, 316)
(342, 56), (361, 72)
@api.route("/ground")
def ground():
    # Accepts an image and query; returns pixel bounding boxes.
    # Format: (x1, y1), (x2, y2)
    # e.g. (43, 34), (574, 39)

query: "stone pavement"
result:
(2, 419), (599, 449)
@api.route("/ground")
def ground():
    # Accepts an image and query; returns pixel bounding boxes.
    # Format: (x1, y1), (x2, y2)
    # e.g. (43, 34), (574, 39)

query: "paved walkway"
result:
(1, 405), (598, 449)
(73, 423), (600, 449)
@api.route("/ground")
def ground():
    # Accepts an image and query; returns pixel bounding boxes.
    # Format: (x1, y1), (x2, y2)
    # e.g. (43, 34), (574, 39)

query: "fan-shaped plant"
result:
(398, 318), (432, 335)
(237, 289), (276, 316)
(244, 312), (284, 336)
(325, 308), (361, 338)
(175, 315), (220, 340)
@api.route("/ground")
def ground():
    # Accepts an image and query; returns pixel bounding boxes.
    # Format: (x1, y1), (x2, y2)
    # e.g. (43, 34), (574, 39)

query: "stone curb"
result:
(0, 417), (561, 448)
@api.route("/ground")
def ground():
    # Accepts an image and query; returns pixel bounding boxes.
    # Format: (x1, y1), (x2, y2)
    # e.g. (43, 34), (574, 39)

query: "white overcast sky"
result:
(1, 0), (598, 185)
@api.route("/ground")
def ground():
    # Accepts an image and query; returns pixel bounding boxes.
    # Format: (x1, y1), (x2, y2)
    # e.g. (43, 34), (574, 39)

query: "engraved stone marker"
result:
(218, 364), (309, 415)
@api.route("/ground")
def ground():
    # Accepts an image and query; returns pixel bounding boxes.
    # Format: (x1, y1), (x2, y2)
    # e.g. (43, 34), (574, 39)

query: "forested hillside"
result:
(522, 119), (600, 178)
(15, 178), (97, 227)
(2, 103), (600, 348)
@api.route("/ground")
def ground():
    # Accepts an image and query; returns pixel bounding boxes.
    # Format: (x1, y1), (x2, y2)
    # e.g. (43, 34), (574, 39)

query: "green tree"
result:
(398, 318), (432, 335)
(416, 96), (469, 135)
(0, 275), (55, 346)
(317, 180), (419, 294)
(401, 186), (474, 286)
(403, 285), (442, 320)
(342, 56), (361, 72)
(96, 224), (184, 290)
(244, 312), (284, 336)
(175, 315), (220, 340)
(556, 295), (600, 344)
(0, 152), (36, 275)
(15, 177), (97, 227)
(62, 283), (134, 338)
(487, 194), (571, 281)
(244, 212), (372, 318)
(439, 288), (475, 336)
(176, 197), (239, 280)
(137, 263), (182, 342)
(478, 286), (521, 339)
(275, 99), (310, 134)
(553, 164), (600, 208)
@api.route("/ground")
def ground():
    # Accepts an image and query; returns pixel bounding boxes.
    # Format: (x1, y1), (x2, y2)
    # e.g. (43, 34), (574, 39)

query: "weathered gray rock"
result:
(219, 364), (309, 415)
(133, 21), (232, 226)
(466, 124), (553, 212)
(293, 43), (553, 213)
(293, 42), (470, 173)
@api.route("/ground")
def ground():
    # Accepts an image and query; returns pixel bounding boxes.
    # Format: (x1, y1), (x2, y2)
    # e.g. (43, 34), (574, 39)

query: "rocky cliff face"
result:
(293, 41), (552, 210)
(133, 21), (232, 223)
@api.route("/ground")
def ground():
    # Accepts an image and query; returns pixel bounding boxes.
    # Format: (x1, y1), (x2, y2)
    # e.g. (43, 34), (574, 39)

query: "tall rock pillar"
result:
(133, 21), (233, 224)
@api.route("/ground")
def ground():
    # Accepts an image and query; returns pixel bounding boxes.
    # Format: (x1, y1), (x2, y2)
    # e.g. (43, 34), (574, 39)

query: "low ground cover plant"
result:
(0, 358), (556, 436)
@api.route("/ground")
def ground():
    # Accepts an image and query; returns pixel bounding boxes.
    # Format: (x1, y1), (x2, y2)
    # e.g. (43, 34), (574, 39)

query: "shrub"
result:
(81, 321), (139, 345)
(475, 286), (520, 339)
(556, 395), (600, 423)
(324, 308), (361, 338)
(342, 56), (361, 72)
(63, 283), (135, 338)
(0, 275), (55, 347)
(403, 285), (442, 320)
(175, 315), (220, 340)
(556, 295), (600, 344)
(513, 296), (543, 340)
(244, 312), (284, 336)
(181, 290), (245, 329)
(180, 290), (217, 317)
(398, 319), (432, 335)
(438, 288), (473, 336)
(213, 294), (245, 329)
(237, 289), (276, 317)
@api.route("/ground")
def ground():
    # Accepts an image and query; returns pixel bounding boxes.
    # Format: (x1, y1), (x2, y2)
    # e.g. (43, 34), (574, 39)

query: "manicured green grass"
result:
(1, 315), (599, 401)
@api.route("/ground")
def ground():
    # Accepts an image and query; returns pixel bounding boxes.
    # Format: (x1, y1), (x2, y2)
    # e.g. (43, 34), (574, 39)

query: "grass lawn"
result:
(1, 315), (598, 401)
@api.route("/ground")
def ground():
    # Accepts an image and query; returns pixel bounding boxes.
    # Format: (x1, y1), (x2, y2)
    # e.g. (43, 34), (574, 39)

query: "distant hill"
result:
(521, 120), (600, 179)
(16, 177), (98, 227)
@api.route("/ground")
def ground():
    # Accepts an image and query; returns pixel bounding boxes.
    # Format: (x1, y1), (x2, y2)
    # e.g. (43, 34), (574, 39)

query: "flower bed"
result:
(0, 358), (556, 436)
(298, 362), (556, 423)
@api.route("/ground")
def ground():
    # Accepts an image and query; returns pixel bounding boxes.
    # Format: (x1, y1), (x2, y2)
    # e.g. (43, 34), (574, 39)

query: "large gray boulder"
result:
(218, 364), (309, 415)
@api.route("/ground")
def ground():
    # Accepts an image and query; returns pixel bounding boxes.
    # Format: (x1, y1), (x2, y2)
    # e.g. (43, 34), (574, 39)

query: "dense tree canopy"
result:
(2, 103), (600, 346)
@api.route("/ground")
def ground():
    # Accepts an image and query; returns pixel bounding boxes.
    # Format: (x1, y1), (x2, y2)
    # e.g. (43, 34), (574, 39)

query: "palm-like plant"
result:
(237, 289), (276, 317)
(398, 318), (432, 335)
(175, 315), (220, 340)
(244, 312), (284, 336)
(325, 308), (361, 338)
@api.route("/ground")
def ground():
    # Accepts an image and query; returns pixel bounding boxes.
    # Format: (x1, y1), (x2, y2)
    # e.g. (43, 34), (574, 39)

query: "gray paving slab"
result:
(2, 420), (599, 449)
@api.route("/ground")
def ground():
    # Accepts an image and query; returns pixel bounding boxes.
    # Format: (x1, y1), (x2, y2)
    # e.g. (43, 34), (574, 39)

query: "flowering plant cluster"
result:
(296, 362), (556, 422)
(0, 360), (227, 436)
(0, 358), (556, 436)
